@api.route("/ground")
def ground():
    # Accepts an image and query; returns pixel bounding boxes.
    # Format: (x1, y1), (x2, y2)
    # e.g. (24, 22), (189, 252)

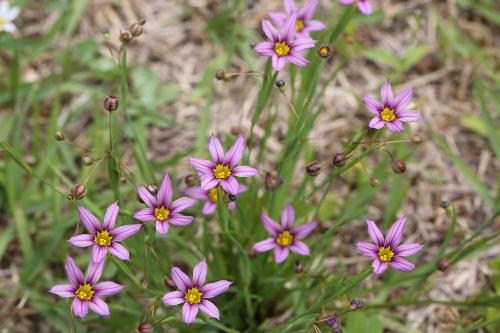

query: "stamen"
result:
(208, 188), (224, 203)
(155, 206), (170, 221)
(296, 20), (305, 32)
(184, 287), (203, 304)
(380, 107), (396, 122)
(75, 283), (95, 301)
(213, 164), (231, 179)
(94, 230), (113, 246)
(276, 230), (294, 247)
(274, 42), (290, 57)
(378, 246), (395, 262)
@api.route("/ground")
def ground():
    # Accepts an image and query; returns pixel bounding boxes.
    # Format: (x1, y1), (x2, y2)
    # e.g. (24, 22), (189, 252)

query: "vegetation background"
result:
(0, 0), (499, 332)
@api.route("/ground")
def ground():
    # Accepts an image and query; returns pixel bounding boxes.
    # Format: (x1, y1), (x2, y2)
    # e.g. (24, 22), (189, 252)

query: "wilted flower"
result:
(254, 13), (316, 71)
(363, 80), (421, 132)
(0, 1), (20, 33)
(69, 202), (142, 263)
(162, 258), (232, 324)
(184, 184), (247, 215)
(188, 135), (257, 196)
(268, 0), (326, 39)
(338, 0), (373, 16)
(49, 257), (124, 318)
(253, 203), (318, 264)
(355, 217), (423, 275)
(133, 173), (196, 236)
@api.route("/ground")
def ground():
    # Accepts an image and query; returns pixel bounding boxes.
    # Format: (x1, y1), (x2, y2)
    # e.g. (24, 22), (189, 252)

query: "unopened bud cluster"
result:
(306, 162), (321, 177)
(333, 153), (346, 167)
(120, 19), (146, 44)
(104, 96), (119, 112)
(67, 184), (86, 200)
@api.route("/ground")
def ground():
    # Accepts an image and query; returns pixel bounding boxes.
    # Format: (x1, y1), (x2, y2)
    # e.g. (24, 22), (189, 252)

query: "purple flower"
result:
(162, 258), (232, 325)
(253, 203), (318, 264)
(268, 0), (326, 39)
(184, 184), (248, 216)
(254, 12), (316, 71)
(133, 173), (196, 236)
(355, 217), (423, 275)
(338, 0), (373, 15)
(69, 202), (142, 263)
(187, 135), (257, 196)
(49, 256), (125, 318)
(363, 80), (421, 132)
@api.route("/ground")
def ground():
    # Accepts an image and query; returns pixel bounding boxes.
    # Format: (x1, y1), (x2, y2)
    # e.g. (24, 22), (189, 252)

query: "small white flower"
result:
(0, 0), (20, 33)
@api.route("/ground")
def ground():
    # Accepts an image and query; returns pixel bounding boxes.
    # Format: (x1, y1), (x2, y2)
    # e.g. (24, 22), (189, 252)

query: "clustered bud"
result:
(130, 23), (143, 37)
(67, 184), (86, 200)
(137, 322), (153, 333)
(119, 31), (132, 44)
(411, 134), (423, 144)
(392, 160), (406, 174)
(275, 79), (285, 89)
(306, 162), (321, 177)
(333, 153), (346, 167)
(55, 131), (65, 141)
(349, 298), (364, 311)
(104, 96), (119, 112)
(438, 258), (450, 271)
(215, 69), (227, 81)
(317, 45), (332, 58)
(184, 174), (197, 187)
(370, 178), (381, 187)
(228, 194), (238, 201)
(324, 315), (342, 332)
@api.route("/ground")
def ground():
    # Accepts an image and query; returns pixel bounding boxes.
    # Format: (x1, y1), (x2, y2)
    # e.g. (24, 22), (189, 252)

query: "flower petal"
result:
(372, 260), (388, 275)
(274, 246), (289, 264)
(72, 298), (89, 318)
(386, 120), (405, 132)
(111, 224), (142, 242)
(200, 280), (232, 298)
(199, 300), (220, 320)
(280, 203), (295, 229)
(108, 243), (130, 261)
(381, 80), (393, 106)
(93, 281), (125, 297)
(91, 244), (108, 264)
(268, 12), (287, 26)
(300, 0), (319, 20)
(390, 257), (416, 272)
(171, 267), (191, 292)
(366, 220), (384, 246)
(368, 116), (385, 129)
(290, 38), (316, 51)
(261, 19), (278, 41)
(363, 96), (382, 115)
(287, 52), (309, 67)
(192, 258), (208, 287)
(182, 302), (199, 324)
(188, 157), (215, 175)
(155, 221), (169, 235)
(395, 243), (423, 257)
(137, 186), (157, 207)
(49, 284), (75, 298)
(252, 238), (276, 252)
(86, 259), (105, 285)
(68, 234), (94, 248)
(168, 213), (194, 226)
(281, 12), (297, 41)
(220, 177), (239, 196)
(232, 166), (258, 178)
(224, 136), (245, 167)
(77, 206), (101, 234)
(261, 213), (282, 236)
(384, 216), (407, 248)
(103, 201), (119, 230)
(305, 20), (326, 31)
(290, 240), (310, 256)
(254, 42), (275, 56)
(200, 177), (219, 191)
(393, 87), (413, 110)
(284, 0), (297, 13)
(65, 256), (84, 287)
(184, 187), (209, 201)
(293, 221), (318, 239)
(397, 110), (421, 122)
(358, 0), (373, 15)
(209, 135), (225, 163)
(162, 291), (186, 306)
(355, 242), (379, 258)
(158, 173), (173, 207)
(202, 202), (217, 215)
(133, 207), (155, 223)
(273, 54), (286, 71)
(170, 197), (196, 213)
(89, 298), (110, 316)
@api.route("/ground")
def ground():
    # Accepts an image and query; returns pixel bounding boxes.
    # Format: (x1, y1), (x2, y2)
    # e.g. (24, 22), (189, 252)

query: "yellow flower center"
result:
(94, 230), (113, 246)
(276, 230), (294, 247)
(378, 246), (395, 262)
(0, 19), (6, 29)
(75, 283), (95, 301)
(274, 42), (290, 57)
(296, 19), (305, 32)
(155, 206), (170, 221)
(319, 47), (329, 56)
(213, 164), (231, 179)
(380, 107), (396, 122)
(208, 187), (224, 203)
(184, 287), (203, 304)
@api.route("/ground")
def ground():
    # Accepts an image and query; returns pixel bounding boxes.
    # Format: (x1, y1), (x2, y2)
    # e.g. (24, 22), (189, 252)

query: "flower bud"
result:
(230, 127), (241, 136)
(130, 23), (143, 37)
(438, 259), (450, 271)
(370, 178), (381, 187)
(411, 134), (423, 144)
(104, 96), (119, 112)
(137, 184), (158, 203)
(349, 298), (364, 311)
(100, 26), (111, 38)
(392, 160), (406, 174)
(440, 196), (449, 209)
(137, 322), (153, 333)
(215, 69), (226, 81)
(294, 261), (303, 274)
(164, 277), (177, 290)
(275, 79), (285, 89)
(228, 194), (238, 201)
(120, 31), (132, 44)
(317, 45), (331, 58)
(184, 174), (197, 187)
(324, 315), (337, 327)
(248, 248), (257, 259)
(55, 131), (65, 141)
(306, 162), (321, 177)
(68, 184), (86, 200)
(82, 156), (93, 166)
(333, 153), (346, 167)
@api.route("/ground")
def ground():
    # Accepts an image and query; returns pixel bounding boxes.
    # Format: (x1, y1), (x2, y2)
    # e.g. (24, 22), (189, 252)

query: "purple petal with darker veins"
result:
(300, 0), (319, 20)
(49, 284), (75, 298)
(192, 258), (208, 287)
(384, 216), (407, 247)
(273, 55), (286, 71)
(255, 42), (275, 57)
(221, 177), (239, 195)
(65, 256), (84, 287)
(281, 203), (295, 229)
(339, 0), (355, 4)
(162, 291), (185, 305)
(111, 224), (142, 242)
(199, 300), (220, 320)
(293, 221), (318, 239)
(305, 20), (326, 31)
(287, 52), (309, 67)
(72, 298), (89, 318)
(390, 257), (415, 272)
(202, 202), (216, 215)
(372, 260), (388, 275)
(171, 267), (191, 292)
(155, 221), (169, 235)
(108, 243), (130, 261)
(209, 135), (225, 163)
(363, 96), (382, 115)
(182, 302), (199, 324)
(200, 280), (232, 298)
(281, 12), (297, 42)
(91, 244), (108, 264)
(274, 246), (289, 264)
(393, 87), (413, 110)
(224, 136), (245, 167)
(171, 197), (196, 213)
(284, 0), (297, 13)
(188, 157), (214, 175)
(89, 298), (109, 316)
(232, 166), (257, 177)
(77, 206), (101, 234)
(268, 11), (286, 26)
(366, 220), (384, 246)
(261, 214), (282, 236)
(168, 214), (193, 226)
(369, 116), (385, 129)
(290, 241), (310, 256)
(397, 110), (421, 122)
(137, 186), (157, 207)
(201, 177), (219, 191)
(133, 207), (155, 222)
(355, 242), (378, 258)
(395, 243), (423, 257)
(386, 120), (405, 132)
(290, 38), (316, 51)
(103, 201), (119, 230)
(184, 187), (209, 201)
(68, 234), (94, 248)
(93, 281), (125, 297)
(358, 0), (373, 15)
(252, 238), (276, 252)
(261, 19), (279, 41)
(86, 259), (104, 285)
(157, 173), (173, 207)
(381, 80), (393, 106)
